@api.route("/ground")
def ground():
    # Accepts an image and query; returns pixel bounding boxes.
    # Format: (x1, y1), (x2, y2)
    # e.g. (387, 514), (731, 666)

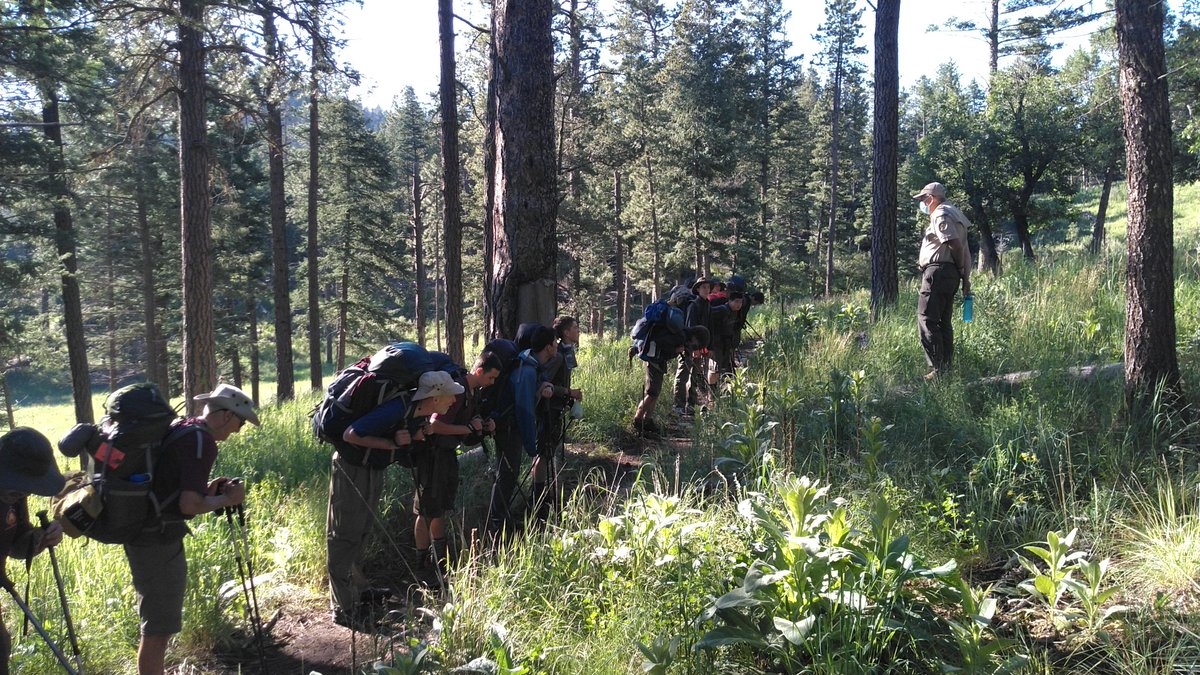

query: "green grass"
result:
(15, 184), (1200, 673)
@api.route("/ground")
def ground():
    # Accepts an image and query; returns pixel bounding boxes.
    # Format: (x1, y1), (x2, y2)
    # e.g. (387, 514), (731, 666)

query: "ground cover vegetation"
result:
(2, 0), (1200, 673)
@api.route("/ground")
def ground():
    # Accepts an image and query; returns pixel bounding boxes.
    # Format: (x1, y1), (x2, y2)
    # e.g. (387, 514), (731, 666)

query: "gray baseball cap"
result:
(912, 182), (947, 201)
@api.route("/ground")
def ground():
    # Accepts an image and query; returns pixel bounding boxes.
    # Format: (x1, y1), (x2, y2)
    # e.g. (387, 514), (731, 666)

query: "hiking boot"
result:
(671, 405), (688, 416)
(332, 607), (377, 632)
(634, 418), (661, 439)
(923, 370), (939, 382)
(359, 587), (394, 605)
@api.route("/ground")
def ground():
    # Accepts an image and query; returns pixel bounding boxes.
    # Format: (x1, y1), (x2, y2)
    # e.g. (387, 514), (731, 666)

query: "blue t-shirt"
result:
(340, 397), (410, 468)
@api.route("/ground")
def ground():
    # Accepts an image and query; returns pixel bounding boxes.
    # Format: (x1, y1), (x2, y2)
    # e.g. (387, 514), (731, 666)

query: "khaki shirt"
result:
(918, 203), (972, 271)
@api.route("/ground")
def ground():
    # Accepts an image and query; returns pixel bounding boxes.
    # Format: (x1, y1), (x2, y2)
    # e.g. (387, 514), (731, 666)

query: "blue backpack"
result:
(509, 349), (543, 456)
(630, 300), (685, 362)
(311, 342), (433, 444)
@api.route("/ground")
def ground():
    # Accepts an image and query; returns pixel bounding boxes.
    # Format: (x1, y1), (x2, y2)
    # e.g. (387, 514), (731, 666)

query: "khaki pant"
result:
(326, 452), (386, 614)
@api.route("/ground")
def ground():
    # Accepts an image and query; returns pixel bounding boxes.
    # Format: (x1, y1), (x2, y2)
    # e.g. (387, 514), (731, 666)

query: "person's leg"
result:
(917, 266), (946, 373)
(125, 539), (186, 675)
(937, 269), (960, 370)
(326, 454), (384, 614)
(487, 425), (524, 534)
(689, 353), (706, 406)
(138, 635), (171, 675)
(672, 355), (691, 408)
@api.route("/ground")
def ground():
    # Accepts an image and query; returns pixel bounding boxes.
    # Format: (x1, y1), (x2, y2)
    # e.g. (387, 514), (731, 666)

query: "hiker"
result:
(674, 277), (713, 415)
(913, 181), (973, 380)
(709, 291), (746, 388)
(530, 316), (584, 522)
(486, 324), (556, 536)
(0, 428), (65, 675)
(327, 369), (463, 626)
(418, 353), (502, 576)
(128, 383), (256, 675)
(633, 324), (709, 439)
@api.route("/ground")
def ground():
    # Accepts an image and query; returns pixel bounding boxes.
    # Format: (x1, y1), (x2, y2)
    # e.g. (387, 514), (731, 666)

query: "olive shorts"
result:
(124, 538), (187, 636)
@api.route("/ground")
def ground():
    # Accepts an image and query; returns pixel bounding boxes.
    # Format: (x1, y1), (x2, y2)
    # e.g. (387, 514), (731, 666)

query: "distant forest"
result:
(0, 0), (1190, 418)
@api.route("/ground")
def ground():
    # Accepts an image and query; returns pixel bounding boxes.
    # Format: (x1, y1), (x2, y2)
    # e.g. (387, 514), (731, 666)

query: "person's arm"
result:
(948, 234), (973, 296)
(428, 417), (482, 437)
(179, 479), (245, 516)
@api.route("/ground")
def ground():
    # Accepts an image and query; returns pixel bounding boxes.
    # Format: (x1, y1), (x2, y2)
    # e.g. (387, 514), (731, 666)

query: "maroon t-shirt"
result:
(152, 419), (219, 522)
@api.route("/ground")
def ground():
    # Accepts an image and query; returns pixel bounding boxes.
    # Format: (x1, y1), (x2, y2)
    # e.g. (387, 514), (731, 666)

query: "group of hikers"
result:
(0, 176), (971, 674)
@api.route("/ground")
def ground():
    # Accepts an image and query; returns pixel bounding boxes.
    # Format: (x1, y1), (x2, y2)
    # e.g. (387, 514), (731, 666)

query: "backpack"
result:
(428, 351), (468, 381)
(50, 383), (201, 544)
(480, 338), (522, 420)
(666, 286), (696, 311)
(630, 300), (685, 362)
(311, 342), (433, 445)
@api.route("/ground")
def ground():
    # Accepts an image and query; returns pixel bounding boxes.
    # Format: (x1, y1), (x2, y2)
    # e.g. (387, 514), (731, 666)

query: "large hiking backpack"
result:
(479, 338), (521, 420)
(428, 351), (468, 381)
(50, 382), (201, 544)
(311, 341), (433, 444)
(630, 299), (685, 362)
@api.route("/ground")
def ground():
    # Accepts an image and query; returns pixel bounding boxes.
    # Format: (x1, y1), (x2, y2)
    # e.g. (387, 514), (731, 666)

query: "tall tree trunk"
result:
(643, 146), (661, 300)
(230, 345), (243, 389)
(825, 55), (843, 299)
(870, 0), (900, 314)
(0, 375), (13, 428)
(178, 0), (216, 412)
(487, 0), (558, 338)
(482, 4), (499, 337)
(105, 195), (117, 391)
(247, 290), (260, 404)
(135, 162), (166, 387)
(1091, 168), (1113, 255)
(1116, 0), (1180, 406)
(613, 170), (627, 333)
(336, 249), (350, 371)
(1012, 202), (1036, 260)
(263, 8), (294, 402)
(439, 0), (464, 364)
(39, 83), (93, 423)
(413, 162), (426, 344)
(307, 0), (323, 390)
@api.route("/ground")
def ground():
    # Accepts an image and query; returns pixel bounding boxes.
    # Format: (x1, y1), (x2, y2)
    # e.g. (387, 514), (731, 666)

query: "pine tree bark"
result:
(613, 170), (627, 333)
(1090, 168), (1112, 255)
(247, 289), (260, 404)
(439, 0), (464, 365)
(306, 0), (323, 390)
(264, 7), (294, 401)
(486, 0), (558, 339)
(870, 0), (900, 313)
(134, 151), (167, 389)
(1116, 0), (1180, 406)
(39, 83), (93, 423)
(825, 53), (843, 299)
(178, 0), (216, 412)
(413, 161), (426, 344)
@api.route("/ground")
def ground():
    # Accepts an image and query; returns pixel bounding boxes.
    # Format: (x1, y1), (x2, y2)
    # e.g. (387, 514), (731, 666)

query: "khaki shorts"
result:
(124, 538), (187, 635)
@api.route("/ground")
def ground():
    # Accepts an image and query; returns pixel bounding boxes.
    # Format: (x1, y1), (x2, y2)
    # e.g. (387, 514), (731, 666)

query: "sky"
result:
(339, 0), (1106, 111)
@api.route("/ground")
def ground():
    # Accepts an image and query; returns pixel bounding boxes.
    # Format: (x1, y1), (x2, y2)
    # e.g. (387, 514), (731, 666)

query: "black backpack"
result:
(311, 341), (433, 444)
(51, 383), (201, 544)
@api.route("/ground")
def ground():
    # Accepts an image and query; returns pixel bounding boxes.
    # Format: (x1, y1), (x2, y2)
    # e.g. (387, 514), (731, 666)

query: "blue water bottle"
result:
(963, 295), (974, 323)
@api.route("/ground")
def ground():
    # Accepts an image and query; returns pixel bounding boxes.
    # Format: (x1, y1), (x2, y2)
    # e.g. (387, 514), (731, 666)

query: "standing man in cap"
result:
(913, 181), (973, 380)
(0, 427), (65, 675)
(128, 383), (256, 675)
(326, 369), (462, 626)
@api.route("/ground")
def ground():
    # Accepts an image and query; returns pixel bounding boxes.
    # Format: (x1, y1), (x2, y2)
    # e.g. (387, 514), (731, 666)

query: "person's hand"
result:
(570, 388), (583, 401)
(540, 383), (554, 398)
(413, 426), (428, 443)
(468, 417), (484, 434)
(962, 280), (972, 297)
(37, 521), (64, 550)
(484, 419), (496, 433)
(394, 429), (412, 447)
(210, 478), (245, 507)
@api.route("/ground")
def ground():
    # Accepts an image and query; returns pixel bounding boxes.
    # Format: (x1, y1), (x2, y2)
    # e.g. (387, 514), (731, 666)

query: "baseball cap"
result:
(413, 370), (466, 401)
(0, 427), (66, 497)
(912, 182), (947, 201)
(194, 383), (260, 426)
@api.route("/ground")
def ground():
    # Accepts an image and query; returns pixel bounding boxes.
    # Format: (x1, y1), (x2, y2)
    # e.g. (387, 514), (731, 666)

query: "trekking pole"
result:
(36, 511), (83, 675)
(1, 579), (79, 675)
(222, 503), (269, 675)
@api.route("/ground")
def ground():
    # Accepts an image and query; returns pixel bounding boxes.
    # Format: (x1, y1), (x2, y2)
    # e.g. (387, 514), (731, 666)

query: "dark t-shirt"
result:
(432, 374), (481, 449)
(153, 420), (218, 522)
